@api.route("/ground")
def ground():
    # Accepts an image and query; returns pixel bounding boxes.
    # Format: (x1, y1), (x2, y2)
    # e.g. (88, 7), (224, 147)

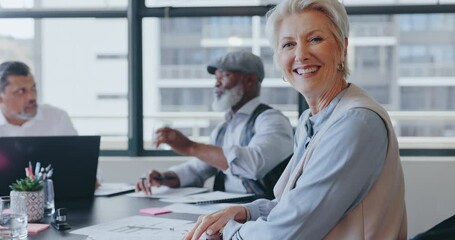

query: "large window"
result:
(0, 18), (128, 150)
(142, 17), (295, 149)
(41, 19), (128, 150)
(0, 0), (127, 9)
(2, 1), (455, 155)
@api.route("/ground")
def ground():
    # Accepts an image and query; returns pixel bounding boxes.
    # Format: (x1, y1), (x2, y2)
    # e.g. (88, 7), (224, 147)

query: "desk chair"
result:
(412, 214), (455, 240)
(213, 154), (292, 200)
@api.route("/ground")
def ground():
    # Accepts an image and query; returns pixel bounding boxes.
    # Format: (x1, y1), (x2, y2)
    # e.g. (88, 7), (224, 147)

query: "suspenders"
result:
(213, 104), (276, 197)
(215, 103), (271, 147)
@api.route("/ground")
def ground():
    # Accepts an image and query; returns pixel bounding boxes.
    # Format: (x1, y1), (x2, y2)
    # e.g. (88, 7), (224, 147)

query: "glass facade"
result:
(142, 16), (296, 149)
(0, 18), (128, 150)
(143, 13), (455, 150)
(1, 2), (455, 153)
(0, 0), (127, 9)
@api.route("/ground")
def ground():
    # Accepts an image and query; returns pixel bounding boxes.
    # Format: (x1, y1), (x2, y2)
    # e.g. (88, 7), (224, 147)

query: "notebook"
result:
(0, 136), (100, 200)
(127, 186), (208, 199)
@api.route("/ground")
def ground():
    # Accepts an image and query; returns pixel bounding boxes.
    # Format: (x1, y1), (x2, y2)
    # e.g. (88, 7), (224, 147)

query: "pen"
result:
(28, 161), (33, 175)
(35, 162), (41, 178)
(27, 166), (35, 179)
(126, 225), (176, 231)
(47, 169), (53, 178)
(141, 175), (177, 183)
(153, 175), (178, 181)
(141, 176), (151, 192)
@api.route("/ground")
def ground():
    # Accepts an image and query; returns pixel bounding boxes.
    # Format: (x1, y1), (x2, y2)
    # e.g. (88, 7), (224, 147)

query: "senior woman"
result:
(185, 0), (407, 239)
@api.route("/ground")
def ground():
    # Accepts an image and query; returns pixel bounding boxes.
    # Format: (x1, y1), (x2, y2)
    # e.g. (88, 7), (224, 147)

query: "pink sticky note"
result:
(139, 207), (172, 216)
(28, 223), (50, 234)
(2, 209), (12, 214)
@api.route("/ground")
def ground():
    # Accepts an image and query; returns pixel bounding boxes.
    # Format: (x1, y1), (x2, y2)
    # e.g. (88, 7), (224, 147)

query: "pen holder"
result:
(43, 179), (55, 216)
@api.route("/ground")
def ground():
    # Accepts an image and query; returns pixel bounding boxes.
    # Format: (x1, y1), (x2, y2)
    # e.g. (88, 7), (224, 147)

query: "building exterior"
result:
(1, 0), (455, 151)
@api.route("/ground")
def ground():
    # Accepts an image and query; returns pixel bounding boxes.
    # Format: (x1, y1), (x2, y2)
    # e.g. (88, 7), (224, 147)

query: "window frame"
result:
(2, 1), (455, 156)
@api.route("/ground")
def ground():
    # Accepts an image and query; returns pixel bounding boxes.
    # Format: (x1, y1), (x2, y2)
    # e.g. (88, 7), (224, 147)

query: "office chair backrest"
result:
(412, 214), (455, 240)
(260, 154), (292, 199)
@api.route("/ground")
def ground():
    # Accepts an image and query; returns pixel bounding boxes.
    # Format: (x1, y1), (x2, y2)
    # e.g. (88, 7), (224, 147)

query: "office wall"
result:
(99, 156), (455, 238)
(98, 156), (188, 184)
(401, 157), (455, 237)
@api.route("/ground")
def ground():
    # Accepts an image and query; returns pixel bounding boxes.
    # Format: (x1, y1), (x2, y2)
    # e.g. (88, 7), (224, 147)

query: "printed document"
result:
(72, 216), (194, 240)
(159, 191), (254, 204)
(127, 186), (208, 199)
(164, 203), (237, 215)
(95, 183), (135, 197)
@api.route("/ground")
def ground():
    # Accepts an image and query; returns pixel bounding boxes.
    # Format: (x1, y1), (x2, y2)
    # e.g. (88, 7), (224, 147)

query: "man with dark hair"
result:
(0, 61), (77, 136)
(136, 51), (294, 198)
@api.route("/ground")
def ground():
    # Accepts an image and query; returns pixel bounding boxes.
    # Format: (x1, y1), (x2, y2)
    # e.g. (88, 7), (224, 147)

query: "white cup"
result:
(0, 195), (28, 239)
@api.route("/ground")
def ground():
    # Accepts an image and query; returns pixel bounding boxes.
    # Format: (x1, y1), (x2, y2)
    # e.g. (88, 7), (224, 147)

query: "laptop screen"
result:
(0, 136), (100, 200)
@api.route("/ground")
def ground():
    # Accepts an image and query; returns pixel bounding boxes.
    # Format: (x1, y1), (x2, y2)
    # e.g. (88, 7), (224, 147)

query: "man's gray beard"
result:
(15, 108), (37, 121)
(211, 84), (244, 112)
(16, 112), (36, 121)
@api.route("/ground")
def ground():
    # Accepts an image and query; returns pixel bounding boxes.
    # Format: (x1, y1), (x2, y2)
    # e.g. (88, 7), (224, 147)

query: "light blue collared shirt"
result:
(223, 87), (388, 239)
(170, 97), (294, 193)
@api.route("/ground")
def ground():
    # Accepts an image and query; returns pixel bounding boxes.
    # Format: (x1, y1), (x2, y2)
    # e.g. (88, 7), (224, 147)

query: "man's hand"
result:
(135, 170), (180, 195)
(95, 179), (101, 190)
(184, 206), (248, 240)
(153, 127), (228, 170)
(153, 127), (195, 156)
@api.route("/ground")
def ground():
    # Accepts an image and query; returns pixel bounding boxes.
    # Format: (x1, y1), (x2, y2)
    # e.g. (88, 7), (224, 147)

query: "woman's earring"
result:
(282, 77), (287, 82)
(337, 62), (345, 71)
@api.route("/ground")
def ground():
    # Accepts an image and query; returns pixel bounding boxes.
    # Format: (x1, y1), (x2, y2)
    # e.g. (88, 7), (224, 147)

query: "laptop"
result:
(0, 136), (100, 200)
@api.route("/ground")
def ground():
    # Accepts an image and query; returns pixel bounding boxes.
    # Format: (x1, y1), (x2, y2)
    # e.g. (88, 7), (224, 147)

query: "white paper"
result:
(95, 183), (135, 197)
(72, 216), (194, 240)
(165, 203), (237, 215)
(159, 191), (254, 204)
(126, 186), (208, 199)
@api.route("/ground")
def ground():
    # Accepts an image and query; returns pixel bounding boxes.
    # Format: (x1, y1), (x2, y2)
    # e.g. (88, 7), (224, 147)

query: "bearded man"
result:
(136, 51), (293, 196)
(0, 61), (77, 136)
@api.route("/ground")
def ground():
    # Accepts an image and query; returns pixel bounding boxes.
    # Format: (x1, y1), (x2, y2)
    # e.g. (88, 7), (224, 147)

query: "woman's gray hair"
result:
(265, 0), (350, 79)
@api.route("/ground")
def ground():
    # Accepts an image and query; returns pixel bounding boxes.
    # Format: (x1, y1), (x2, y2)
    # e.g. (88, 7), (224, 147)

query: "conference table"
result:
(30, 194), (202, 240)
